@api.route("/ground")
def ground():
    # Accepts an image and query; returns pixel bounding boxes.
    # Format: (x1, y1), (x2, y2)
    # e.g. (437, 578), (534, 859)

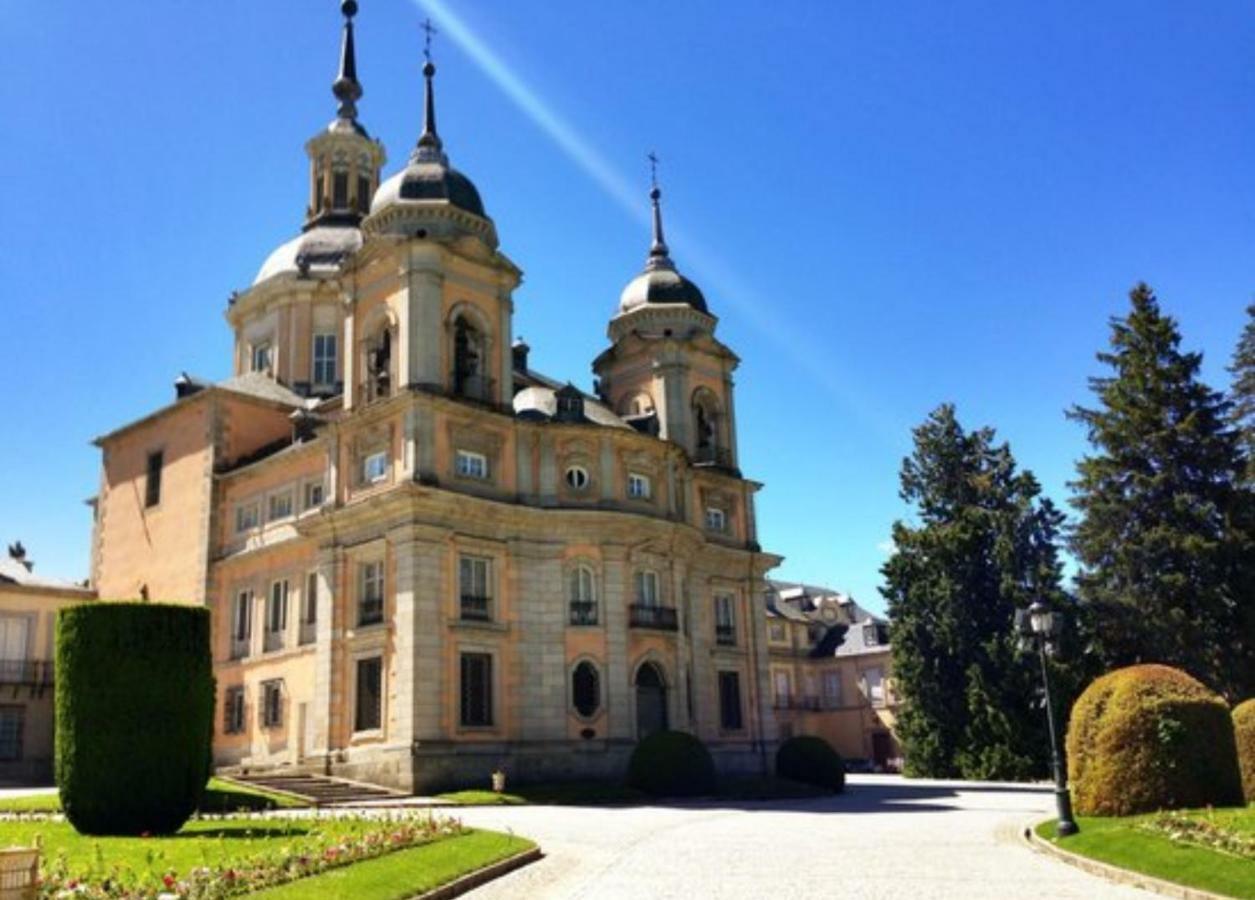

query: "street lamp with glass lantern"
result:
(1016, 599), (1079, 837)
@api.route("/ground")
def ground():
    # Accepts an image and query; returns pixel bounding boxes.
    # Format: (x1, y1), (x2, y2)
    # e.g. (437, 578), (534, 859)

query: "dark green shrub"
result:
(626, 730), (716, 797)
(1065, 664), (1242, 816)
(1234, 699), (1255, 802)
(56, 603), (215, 835)
(776, 735), (845, 792)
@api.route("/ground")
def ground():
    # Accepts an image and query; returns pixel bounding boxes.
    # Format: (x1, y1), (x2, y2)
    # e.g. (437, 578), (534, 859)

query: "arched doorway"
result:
(635, 662), (668, 739)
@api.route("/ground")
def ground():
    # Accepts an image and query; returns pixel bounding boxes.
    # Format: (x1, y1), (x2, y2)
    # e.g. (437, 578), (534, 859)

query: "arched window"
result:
(363, 327), (392, 402)
(572, 661), (600, 719)
(692, 388), (724, 464)
(451, 315), (489, 400)
(569, 565), (597, 625)
(620, 392), (655, 418)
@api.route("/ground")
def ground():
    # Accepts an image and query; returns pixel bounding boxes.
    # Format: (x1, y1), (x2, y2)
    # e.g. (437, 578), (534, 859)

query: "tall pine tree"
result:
(883, 404), (1073, 780)
(1230, 302), (1255, 478)
(1069, 284), (1253, 699)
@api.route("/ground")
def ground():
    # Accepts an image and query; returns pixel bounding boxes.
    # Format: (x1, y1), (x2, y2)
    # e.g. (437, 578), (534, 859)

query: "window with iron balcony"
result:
(358, 561), (384, 627)
(459, 556), (492, 621)
(569, 565), (597, 625)
(714, 594), (736, 645)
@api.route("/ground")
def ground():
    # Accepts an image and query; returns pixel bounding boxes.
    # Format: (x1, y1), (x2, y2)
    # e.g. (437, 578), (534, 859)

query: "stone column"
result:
(409, 534), (448, 740)
(405, 252), (444, 389)
(603, 545), (631, 738)
(510, 540), (566, 741)
(497, 291), (514, 406)
(311, 546), (343, 758)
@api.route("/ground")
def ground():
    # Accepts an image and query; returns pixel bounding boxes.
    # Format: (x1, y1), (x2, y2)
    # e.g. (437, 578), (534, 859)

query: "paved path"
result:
(452, 775), (1152, 899)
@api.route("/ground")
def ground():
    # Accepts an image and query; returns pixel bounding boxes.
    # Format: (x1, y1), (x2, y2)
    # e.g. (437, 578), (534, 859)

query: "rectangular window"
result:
(332, 171), (349, 209)
(303, 480), (325, 510)
(267, 490), (294, 522)
(354, 657), (383, 732)
(362, 450), (388, 484)
(460, 653), (493, 727)
(455, 450), (488, 480)
(704, 507), (727, 532)
(252, 342), (272, 374)
(459, 556), (491, 620)
(823, 670), (842, 708)
(356, 175), (371, 214)
(627, 472), (651, 499)
(312, 333), (337, 386)
(0, 707), (23, 761)
(144, 450), (163, 508)
(0, 617), (29, 669)
(863, 623), (880, 647)
(260, 680), (284, 729)
(768, 622), (786, 643)
(714, 594), (736, 645)
(231, 590), (252, 658)
(635, 570), (659, 607)
(235, 502), (260, 533)
(223, 687), (245, 735)
(864, 667), (885, 706)
(300, 572), (318, 645)
(719, 672), (743, 730)
(265, 580), (288, 651)
(358, 560), (384, 626)
(774, 670), (792, 707)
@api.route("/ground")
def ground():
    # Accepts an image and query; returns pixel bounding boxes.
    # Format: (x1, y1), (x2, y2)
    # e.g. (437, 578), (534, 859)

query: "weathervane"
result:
(421, 17), (438, 63)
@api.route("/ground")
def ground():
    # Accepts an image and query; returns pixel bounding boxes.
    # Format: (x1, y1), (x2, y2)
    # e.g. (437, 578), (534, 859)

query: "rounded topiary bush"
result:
(56, 603), (215, 835)
(626, 730), (716, 797)
(1234, 699), (1255, 802)
(1065, 664), (1243, 816)
(776, 735), (845, 792)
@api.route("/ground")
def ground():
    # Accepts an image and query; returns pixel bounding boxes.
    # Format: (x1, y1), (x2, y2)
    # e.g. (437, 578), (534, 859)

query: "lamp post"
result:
(1018, 599), (1078, 837)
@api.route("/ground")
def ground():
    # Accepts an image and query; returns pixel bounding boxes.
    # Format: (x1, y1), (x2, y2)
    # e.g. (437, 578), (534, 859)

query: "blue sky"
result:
(2, 2), (1252, 612)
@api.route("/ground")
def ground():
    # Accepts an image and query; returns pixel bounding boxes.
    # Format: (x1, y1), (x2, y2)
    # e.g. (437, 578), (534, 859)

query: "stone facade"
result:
(89, 7), (780, 793)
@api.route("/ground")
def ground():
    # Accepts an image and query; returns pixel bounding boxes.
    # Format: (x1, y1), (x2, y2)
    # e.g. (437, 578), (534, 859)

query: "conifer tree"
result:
(883, 405), (1072, 779)
(1229, 302), (1255, 477)
(1069, 284), (1253, 699)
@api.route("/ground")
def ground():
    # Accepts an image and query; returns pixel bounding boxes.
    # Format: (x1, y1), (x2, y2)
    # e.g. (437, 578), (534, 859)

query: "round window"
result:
(565, 465), (590, 490)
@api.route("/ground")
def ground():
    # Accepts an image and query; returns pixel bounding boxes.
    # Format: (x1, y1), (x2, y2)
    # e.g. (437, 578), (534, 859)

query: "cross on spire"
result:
(647, 151), (660, 190)
(421, 17), (438, 63)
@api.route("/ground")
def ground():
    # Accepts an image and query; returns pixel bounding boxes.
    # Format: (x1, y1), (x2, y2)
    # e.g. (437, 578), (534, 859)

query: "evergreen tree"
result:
(1229, 302), (1255, 477)
(1069, 284), (1253, 699)
(883, 405), (1072, 780)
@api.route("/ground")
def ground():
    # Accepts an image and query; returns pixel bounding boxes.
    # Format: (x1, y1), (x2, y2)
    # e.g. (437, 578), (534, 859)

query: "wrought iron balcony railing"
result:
(693, 445), (734, 468)
(263, 630), (285, 653)
(629, 604), (678, 631)
(715, 624), (736, 646)
(0, 659), (53, 686)
(358, 598), (384, 627)
(569, 600), (598, 626)
(452, 374), (496, 404)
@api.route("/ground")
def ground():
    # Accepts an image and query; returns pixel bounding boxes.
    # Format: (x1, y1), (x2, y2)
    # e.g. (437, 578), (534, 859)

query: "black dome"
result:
(619, 266), (708, 315)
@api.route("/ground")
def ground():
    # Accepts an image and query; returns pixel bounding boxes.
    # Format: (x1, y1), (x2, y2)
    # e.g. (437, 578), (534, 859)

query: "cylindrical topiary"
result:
(56, 603), (215, 835)
(1234, 699), (1255, 802)
(1065, 664), (1243, 816)
(776, 735), (845, 792)
(625, 730), (716, 797)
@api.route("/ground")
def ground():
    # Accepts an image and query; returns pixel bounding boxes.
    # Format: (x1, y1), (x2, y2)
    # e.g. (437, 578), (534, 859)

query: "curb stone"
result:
(411, 845), (543, 900)
(1021, 820), (1234, 900)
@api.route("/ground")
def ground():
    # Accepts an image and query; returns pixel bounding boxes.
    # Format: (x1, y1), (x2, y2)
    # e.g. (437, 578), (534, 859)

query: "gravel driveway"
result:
(453, 775), (1152, 899)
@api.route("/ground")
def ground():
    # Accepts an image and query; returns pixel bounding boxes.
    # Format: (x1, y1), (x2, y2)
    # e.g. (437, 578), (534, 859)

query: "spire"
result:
(332, 1), (363, 124)
(645, 152), (674, 271)
(414, 18), (446, 163)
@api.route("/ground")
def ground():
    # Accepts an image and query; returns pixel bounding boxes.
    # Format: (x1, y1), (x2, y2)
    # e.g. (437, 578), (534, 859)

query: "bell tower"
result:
(593, 164), (741, 472)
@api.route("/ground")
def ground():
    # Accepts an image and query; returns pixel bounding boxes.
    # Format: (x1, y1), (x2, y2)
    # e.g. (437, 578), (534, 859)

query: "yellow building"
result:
(90, 4), (781, 792)
(765, 581), (901, 771)
(0, 544), (94, 784)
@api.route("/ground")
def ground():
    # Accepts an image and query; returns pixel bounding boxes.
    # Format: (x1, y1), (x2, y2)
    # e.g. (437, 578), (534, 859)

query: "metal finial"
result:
(646, 154), (671, 268)
(332, 0), (363, 121)
(414, 16), (445, 160)
(422, 17), (438, 63)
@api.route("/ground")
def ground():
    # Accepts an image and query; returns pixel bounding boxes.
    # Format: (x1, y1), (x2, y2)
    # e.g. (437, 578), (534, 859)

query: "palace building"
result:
(88, 3), (782, 792)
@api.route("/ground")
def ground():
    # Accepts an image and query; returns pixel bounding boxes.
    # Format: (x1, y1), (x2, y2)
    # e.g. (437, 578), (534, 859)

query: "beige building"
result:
(765, 581), (901, 770)
(0, 544), (94, 784)
(89, 6), (781, 792)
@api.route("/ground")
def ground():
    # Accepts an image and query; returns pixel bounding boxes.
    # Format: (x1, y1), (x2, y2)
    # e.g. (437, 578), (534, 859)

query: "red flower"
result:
(163, 874), (175, 888)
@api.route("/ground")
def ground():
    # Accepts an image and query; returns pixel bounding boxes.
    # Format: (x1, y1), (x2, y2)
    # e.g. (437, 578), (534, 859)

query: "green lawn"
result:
(0, 777), (303, 814)
(249, 830), (535, 899)
(1036, 805), (1255, 899)
(437, 776), (829, 806)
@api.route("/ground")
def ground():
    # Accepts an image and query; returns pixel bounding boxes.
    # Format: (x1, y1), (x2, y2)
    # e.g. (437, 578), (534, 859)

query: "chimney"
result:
(512, 337), (530, 373)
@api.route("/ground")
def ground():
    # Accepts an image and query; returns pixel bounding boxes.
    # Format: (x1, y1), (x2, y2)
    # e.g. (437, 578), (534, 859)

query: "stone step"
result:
(226, 772), (406, 807)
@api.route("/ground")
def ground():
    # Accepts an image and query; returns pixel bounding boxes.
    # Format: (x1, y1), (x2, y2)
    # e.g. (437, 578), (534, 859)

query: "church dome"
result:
(617, 185), (707, 316)
(254, 224), (362, 285)
(369, 59), (489, 223)
(371, 159), (485, 218)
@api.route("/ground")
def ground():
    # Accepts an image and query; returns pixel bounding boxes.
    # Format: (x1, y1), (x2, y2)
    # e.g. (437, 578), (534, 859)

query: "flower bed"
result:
(32, 813), (466, 899)
(1138, 810), (1255, 860)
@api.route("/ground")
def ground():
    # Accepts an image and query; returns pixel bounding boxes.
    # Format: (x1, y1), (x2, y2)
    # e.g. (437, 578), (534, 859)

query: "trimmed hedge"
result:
(1065, 664), (1242, 816)
(626, 730), (716, 797)
(1234, 699), (1255, 802)
(56, 603), (215, 835)
(776, 735), (845, 792)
